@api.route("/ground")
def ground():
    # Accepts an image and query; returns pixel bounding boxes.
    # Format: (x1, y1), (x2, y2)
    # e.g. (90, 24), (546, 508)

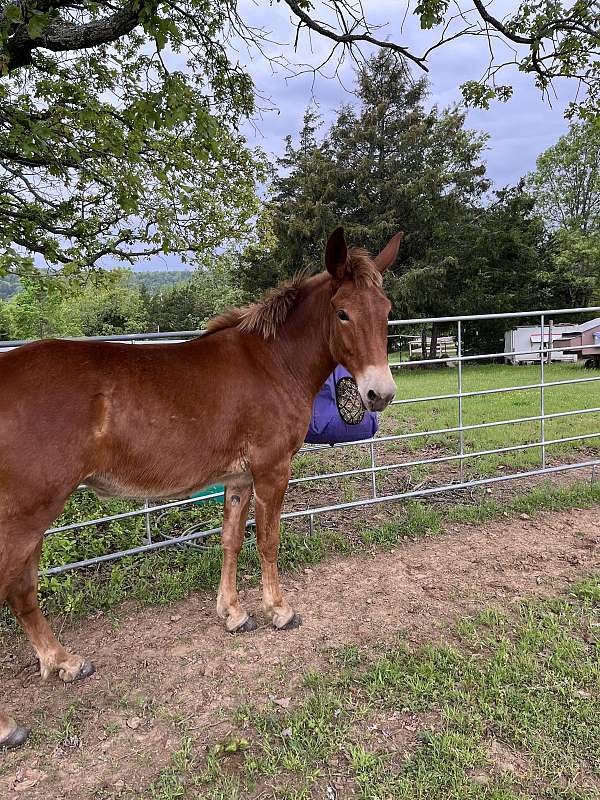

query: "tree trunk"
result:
(421, 328), (428, 361)
(428, 322), (440, 361)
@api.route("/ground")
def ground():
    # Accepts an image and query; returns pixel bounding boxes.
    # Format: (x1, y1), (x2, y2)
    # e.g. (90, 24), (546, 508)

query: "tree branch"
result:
(470, 0), (533, 45)
(5, 0), (152, 72)
(281, 0), (429, 72)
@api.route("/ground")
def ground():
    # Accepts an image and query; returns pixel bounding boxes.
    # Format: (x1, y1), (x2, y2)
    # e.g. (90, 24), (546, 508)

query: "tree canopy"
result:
(527, 120), (600, 234)
(527, 119), (600, 306)
(0, 257), (242, 339)
(0, 0), (265, 278)
(0, 0), (598, 283)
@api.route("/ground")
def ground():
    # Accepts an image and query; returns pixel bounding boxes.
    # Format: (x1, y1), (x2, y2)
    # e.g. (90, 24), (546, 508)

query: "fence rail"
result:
(3, 307), (600, 576)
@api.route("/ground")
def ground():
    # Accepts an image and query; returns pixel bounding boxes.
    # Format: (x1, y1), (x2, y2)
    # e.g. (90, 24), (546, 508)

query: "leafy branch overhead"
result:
(281, 0), (599, 118)
(0, 0), (598, 278)
(0, 0), (264, 276)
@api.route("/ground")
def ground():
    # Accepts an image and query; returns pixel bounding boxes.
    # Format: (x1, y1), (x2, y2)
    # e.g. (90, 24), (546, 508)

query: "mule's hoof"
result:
(229, 615), (258, 634)
(74, 660), (96, 682)
(1, 724), (30, 750)
(60, 659), (95, 683)
(274, 613), (302, 631)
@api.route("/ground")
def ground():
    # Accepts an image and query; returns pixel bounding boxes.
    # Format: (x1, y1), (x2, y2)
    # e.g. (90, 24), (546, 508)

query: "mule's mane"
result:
(206, 248), (382, 339)
(205, 272), (307, 339)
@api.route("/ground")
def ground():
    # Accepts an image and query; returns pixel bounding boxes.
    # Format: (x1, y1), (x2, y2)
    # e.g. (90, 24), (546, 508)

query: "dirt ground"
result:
(1, 507), (599, 798)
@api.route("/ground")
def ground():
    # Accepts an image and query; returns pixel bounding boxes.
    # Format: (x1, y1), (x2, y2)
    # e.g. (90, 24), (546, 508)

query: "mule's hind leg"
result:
(216, 483), (255, 633)
(8, 541), (94, 682)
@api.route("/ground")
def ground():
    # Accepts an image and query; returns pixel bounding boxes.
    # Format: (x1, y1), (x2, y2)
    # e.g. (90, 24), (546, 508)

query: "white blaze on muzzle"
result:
(354, 365), (396, 412)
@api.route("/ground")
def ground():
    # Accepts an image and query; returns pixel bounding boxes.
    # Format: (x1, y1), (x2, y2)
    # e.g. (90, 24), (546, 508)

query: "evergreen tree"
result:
(267, 52), (489, 283)
(247, 52), (491, 354)
(241, 52), (592, 356)
(271, 104), (335, 275)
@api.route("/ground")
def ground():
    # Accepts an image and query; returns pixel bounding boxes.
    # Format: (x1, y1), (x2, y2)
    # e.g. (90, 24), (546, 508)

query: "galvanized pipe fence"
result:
(3, 307), (600, 577)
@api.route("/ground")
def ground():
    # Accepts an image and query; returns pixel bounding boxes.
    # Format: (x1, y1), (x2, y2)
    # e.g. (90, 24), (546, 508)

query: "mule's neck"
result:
(270, 273), (336, 401)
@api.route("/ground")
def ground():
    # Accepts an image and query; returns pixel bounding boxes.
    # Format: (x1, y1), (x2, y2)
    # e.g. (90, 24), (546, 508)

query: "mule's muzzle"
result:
(356, 366), (397, 412)
(366, 387), (395, 412)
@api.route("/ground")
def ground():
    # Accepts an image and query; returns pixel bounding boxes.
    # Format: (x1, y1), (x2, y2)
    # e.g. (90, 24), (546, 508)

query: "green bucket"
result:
(190, 484), (225, 505)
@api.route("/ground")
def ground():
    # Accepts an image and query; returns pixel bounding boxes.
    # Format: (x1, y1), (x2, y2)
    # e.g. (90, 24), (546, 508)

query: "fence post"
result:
(457, 320), (465, 482)
(540, 313), (546, 469)
(370, 440), (378, 498)
(143, 501), (152, 545)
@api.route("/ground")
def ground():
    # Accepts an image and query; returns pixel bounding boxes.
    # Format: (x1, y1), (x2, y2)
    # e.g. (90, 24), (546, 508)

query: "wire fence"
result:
(3, 306), (600, 577)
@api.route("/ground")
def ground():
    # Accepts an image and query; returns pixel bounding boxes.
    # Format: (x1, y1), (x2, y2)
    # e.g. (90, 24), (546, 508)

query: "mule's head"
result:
(325, 226), (402, 412)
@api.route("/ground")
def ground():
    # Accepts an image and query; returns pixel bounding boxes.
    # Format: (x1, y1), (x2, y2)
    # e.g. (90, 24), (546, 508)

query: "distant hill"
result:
(0, 270), (193, 303)
(128, 270), (193, 293)
(0, 274), (21, 300)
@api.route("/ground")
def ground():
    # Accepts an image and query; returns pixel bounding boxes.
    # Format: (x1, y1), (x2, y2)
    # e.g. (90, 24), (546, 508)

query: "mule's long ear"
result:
(325, 226), (348, 280)
(374, 232), (403, 274)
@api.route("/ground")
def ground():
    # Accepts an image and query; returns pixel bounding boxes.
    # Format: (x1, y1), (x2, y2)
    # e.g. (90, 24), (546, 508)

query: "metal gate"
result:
(2, 306), (599, 576)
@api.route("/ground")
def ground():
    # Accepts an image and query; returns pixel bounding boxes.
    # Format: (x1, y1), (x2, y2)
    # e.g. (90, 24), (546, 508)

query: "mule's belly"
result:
(84, 462), (252, 501)
(82, 473), (194, 500)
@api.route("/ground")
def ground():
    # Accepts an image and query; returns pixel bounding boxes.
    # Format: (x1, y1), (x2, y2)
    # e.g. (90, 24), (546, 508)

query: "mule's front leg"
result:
(254, 469), (300, 630)
(216, 483), (256, 633)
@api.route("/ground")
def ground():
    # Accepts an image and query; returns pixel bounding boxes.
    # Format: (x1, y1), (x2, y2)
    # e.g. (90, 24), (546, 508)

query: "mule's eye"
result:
(337, 309), (350, 322)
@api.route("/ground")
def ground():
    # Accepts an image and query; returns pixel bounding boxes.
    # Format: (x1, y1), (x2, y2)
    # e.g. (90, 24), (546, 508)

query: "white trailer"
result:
(504, 324), (579, 364)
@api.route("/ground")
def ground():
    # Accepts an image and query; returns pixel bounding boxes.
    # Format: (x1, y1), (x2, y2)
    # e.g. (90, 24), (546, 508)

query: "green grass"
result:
(385, 362), (600, 476)
(123, 576), (600, 800)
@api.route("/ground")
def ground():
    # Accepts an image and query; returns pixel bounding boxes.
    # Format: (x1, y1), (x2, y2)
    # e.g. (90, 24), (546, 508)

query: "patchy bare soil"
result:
(1, 507), (599, 798)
